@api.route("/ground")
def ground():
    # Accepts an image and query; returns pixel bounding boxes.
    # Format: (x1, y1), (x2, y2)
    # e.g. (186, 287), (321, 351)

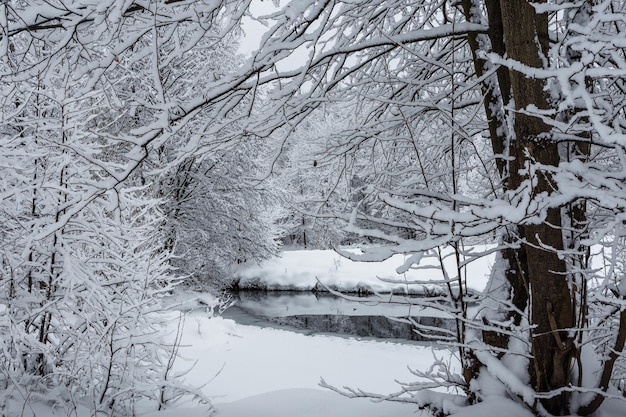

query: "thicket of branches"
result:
(0, 1), (279, 415)
(4, 0), (626, 416)
(237, 1), (626, 415)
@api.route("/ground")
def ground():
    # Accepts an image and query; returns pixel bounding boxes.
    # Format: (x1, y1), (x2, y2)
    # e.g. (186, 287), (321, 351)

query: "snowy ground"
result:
(154, 311), (444, 417)
(159, 247), (623, 417)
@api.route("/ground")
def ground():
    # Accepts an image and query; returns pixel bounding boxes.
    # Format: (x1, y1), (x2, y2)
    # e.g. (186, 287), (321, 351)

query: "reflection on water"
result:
(224, 291), (465, 342)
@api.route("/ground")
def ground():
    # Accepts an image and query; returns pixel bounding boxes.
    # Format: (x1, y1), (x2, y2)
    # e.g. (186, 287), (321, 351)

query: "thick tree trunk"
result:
(498, 1), (575, 414)
(462, 1), (529, 355)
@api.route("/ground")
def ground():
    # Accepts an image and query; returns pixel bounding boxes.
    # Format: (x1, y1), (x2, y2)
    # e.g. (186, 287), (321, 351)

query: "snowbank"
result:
(234, 246), (495, 294)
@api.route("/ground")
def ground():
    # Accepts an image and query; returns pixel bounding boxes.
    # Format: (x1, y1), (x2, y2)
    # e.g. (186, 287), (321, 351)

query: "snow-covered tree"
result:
(0, 0), (271, 414)
(136, 11), (287, 287)
(272, 106), (357, 249)
(161, 141), (287, 288)
(192, 0), (626, 415)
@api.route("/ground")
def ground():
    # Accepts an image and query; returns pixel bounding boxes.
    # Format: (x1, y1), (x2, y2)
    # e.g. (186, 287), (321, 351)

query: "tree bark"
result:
(498, 1), (575, 414)
(462, 1), (529, 356)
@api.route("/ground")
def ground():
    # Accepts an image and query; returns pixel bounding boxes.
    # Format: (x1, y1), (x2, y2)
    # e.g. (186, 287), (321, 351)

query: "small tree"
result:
(160, 144), (287, 288)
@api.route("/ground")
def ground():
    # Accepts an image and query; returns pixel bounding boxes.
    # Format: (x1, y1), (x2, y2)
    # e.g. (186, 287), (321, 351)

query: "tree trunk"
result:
(498, 1), (575, 414)
(462, 1), (529, 354)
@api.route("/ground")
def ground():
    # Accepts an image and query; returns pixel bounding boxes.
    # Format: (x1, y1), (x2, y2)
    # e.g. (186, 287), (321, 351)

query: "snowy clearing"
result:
(165, 313), (436, 417)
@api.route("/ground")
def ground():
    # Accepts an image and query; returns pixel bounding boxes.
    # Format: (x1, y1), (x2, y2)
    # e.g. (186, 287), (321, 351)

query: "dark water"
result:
(223, 291), (458, 342)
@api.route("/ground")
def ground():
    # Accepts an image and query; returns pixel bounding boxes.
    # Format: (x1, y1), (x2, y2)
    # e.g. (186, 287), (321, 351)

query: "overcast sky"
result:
(239, 0), (279, 56)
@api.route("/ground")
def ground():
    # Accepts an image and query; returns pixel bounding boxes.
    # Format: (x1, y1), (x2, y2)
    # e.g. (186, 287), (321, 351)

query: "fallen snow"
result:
(155, 312), (436, 417)
(213, 388), (421, 417)
(234, 246), (495, 294)
(173, 313), (440, 405)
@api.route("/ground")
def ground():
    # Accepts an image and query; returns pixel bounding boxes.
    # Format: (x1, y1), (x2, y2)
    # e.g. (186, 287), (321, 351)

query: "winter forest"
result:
(3, 0), (626, 416)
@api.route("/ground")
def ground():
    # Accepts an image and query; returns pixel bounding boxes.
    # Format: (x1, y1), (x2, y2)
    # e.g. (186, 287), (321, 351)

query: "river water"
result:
(222, 291), (468, 342)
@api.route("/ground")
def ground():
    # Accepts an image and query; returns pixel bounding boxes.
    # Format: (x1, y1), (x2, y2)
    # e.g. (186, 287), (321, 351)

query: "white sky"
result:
(239, 0), (281, 56)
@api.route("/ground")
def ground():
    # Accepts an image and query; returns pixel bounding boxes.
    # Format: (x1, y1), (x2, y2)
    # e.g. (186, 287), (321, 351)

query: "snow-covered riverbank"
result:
(154, 246), (481, 416)
(26, 247), (626, 417)
(150, 245), (476, 416)
(233, 246), (495, 294)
